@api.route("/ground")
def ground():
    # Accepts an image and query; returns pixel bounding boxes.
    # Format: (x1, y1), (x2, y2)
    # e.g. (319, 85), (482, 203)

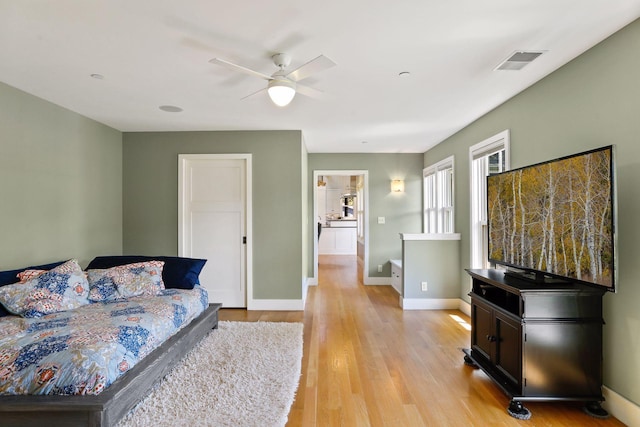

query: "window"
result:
(469, 130), (510, 269)
(423, 156), (454, 233)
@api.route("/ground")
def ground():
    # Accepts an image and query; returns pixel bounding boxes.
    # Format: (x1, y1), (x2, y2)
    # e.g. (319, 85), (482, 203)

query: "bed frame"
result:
(0, 303), (222, 427)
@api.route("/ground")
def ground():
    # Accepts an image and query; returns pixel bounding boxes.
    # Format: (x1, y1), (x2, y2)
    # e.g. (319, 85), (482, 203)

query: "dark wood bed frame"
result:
(0, 303), (222, 427)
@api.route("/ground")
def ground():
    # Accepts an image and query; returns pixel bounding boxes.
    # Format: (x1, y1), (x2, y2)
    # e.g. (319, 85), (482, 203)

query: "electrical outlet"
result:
(421, 281), (428, 291)
(377, 216), (385, 224)
(377, 265), (383, 273)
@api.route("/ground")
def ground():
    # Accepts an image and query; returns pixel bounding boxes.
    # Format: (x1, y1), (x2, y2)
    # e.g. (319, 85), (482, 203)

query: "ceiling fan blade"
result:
(209, 58), (273, 81)
(240, 87), (267, 100)
(296, 83), (324, 98)
(286, 54), (336, 82)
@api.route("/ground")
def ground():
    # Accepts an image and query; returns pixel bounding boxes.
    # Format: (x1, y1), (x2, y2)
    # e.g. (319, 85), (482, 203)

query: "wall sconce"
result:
(391, 179), (405, 193)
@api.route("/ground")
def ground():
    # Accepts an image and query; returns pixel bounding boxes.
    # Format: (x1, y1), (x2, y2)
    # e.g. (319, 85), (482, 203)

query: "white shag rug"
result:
(117, 321), (304, 427)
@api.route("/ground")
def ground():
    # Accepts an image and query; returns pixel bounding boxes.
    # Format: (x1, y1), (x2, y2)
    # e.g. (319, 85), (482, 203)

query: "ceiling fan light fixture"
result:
(267, 78), (296, 107)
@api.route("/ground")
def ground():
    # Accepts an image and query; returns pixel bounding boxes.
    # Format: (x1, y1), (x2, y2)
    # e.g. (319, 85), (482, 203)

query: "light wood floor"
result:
(219, 255), (625, 426)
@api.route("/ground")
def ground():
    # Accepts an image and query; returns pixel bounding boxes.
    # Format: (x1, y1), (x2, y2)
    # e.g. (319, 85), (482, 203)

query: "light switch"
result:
(378, 216), (385, 224)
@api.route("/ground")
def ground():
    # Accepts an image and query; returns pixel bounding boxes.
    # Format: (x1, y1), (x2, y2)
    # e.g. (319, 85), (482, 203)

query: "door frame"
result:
(313, 170), (369, 283)
(178, 153), (253, 308)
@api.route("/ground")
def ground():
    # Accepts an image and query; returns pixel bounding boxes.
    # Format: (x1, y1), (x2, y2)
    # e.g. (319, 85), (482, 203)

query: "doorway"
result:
(313, 170), (369, 284)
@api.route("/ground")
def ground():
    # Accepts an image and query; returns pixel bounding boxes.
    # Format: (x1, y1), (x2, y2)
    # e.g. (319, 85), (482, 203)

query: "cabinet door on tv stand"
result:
(471, 298), (494, 362)
(494, 311), (522, 389)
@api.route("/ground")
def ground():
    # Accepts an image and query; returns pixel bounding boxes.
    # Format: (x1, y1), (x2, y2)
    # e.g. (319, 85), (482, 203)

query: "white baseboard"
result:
(248, 299), (304, 311)
(364, 277), (390, 285)
(458, 299), (471, 316)
(603, 386), (640, 426)
(401, 298), (461, 310)
(301, 278), (309, 309)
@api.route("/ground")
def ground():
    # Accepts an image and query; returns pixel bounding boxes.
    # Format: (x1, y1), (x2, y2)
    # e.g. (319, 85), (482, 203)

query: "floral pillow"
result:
(87, 261), (165, 301)
(0, 259), (90, 318)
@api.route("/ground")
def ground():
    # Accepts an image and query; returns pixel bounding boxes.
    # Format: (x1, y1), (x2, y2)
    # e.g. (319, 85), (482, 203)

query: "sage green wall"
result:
(0, 82), (122, 269)
(308, 154), (424, 277)
(424, 19), (640, 407)
(122, 130), (305, 300)
(402, 240), (460, 299)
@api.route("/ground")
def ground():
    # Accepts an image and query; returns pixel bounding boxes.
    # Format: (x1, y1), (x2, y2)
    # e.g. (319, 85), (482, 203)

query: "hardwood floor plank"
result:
(219, 255), (626, 426)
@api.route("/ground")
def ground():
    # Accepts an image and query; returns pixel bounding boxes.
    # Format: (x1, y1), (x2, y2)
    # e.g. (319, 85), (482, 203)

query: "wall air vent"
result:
(495, 51), (545, 71)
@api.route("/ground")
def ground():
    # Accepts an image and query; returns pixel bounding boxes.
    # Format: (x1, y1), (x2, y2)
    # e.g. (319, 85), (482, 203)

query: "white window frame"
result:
(469, 130), (510, 270)
(423, 155), (455, 233)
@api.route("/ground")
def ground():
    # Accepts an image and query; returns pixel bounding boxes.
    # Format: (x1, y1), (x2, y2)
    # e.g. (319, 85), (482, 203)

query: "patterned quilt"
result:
(0, 286), (208, 395)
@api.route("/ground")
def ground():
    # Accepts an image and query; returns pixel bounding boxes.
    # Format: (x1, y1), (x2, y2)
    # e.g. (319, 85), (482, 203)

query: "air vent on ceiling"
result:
(495, 51), (544, 71)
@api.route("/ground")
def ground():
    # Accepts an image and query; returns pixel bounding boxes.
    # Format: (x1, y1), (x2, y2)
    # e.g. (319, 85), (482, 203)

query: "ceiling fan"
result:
(209, 53), (336, 107)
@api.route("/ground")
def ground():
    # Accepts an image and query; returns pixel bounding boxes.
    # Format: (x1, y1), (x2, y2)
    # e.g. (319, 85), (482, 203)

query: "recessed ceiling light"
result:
(159, 105), (183, 113)
(90, 73), (104, 80)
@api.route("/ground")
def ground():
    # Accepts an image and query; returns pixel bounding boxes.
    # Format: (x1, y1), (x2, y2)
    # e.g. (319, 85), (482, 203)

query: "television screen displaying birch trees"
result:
(488, 147), (614, 287)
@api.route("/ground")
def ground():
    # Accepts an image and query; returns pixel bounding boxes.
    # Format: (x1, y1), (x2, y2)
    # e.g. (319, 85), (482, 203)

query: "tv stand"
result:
(463, 269), (607, 420)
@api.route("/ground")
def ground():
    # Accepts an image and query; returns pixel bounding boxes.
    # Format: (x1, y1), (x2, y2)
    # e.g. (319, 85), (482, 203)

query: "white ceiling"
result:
(1, 1), (639, 153)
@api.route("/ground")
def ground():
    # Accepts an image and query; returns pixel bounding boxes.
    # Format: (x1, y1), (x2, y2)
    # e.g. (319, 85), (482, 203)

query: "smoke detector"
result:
(495, 51), (545, 71)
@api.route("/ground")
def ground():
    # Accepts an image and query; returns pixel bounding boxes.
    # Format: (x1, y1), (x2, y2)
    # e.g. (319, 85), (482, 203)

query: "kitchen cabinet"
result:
(326, 175), (353, 192)
(325, 189), (342, 216)
(316, 186), (326, 223)
(319, 226), (357, 255)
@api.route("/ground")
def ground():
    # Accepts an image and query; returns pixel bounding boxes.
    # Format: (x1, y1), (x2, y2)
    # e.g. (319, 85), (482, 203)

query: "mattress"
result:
(0, 286), (208, 395)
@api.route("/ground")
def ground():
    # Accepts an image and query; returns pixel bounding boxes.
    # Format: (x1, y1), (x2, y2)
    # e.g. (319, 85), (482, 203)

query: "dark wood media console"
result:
(462, 269), (607, 419)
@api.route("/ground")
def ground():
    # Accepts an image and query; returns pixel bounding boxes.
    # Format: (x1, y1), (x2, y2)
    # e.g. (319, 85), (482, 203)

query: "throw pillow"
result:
(86, 256), (206, 289)
(0, 260), (66, 317)
(0, 259), (90, 318)
(87, 261), (165, 301)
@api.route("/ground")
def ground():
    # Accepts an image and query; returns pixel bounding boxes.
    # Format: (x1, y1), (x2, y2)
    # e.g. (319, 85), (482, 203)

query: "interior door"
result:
(179, 155), (248, 308)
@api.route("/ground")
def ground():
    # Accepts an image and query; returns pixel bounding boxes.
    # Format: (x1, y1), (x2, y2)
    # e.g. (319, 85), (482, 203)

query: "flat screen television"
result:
(487, 145), (617, 291)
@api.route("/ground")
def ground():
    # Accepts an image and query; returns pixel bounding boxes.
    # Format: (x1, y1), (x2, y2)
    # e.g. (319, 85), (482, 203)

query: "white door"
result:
(178, 155), (249, 308)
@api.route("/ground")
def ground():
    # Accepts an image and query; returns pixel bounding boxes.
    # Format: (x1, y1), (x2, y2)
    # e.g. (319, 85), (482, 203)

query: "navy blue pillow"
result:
(0, 260), (67, 317)
(86, 256), (207, 290)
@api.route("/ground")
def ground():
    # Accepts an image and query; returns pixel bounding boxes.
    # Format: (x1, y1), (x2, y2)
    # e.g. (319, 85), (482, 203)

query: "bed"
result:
(0, 256), (221, 427)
